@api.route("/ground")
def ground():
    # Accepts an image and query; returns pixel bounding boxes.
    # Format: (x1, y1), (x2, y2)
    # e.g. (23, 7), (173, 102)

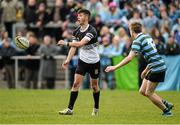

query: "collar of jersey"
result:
(135, 33), (143, 40)
(80, 24), (89, 32)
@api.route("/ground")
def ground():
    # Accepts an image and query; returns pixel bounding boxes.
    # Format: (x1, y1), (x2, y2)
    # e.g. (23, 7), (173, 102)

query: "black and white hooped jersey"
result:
(72, 24), (100, 64)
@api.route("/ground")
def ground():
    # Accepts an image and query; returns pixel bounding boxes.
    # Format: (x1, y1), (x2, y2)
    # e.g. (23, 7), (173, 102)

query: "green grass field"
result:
(0, 89), (179, 124)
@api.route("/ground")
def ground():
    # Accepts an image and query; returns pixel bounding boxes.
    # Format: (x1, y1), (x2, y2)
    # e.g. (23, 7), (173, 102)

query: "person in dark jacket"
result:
(25, 33), (40, 89)
(23, 0), (37, 27)
(165, 36), (180, 55)
(0, 39), (16, 88)
(50, 0), (69, 22)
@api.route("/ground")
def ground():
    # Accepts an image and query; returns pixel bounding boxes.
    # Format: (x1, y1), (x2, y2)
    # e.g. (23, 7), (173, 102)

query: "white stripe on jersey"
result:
(86, 33), (94, 39)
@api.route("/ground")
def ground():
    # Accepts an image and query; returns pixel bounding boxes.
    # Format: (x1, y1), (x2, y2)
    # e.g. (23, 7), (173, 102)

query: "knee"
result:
(92, 84), (99, 92)
(145, 90), (153, 97)
(72, 82), (80, 90)
(139, 89), (146, 96)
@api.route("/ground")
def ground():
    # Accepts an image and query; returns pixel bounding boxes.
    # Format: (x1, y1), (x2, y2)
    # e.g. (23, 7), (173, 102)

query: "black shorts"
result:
(75, 59), (100, 79)
(145, 70), (166, 83)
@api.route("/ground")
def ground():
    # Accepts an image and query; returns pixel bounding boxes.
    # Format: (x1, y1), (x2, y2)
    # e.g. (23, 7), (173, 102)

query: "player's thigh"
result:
(75, 59), (87, 77)
(145, 71), (164, 96)
(73, 74), (84, 85)
(88, 61), (100, 81)
(145, 81), (158, 96)
(139, 79), (148, 95)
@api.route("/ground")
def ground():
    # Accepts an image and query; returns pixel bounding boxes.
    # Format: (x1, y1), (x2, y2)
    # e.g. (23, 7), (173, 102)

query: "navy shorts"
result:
(145, 70), (166, 83)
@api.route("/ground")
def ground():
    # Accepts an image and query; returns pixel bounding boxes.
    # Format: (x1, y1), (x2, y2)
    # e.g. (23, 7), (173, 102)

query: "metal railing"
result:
(0, 55), (69, 88)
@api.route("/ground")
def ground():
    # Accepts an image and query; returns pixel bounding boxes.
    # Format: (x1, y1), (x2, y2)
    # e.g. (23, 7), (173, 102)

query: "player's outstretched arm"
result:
(62, 47), (76, 69)
(57, 38), (89, 48)
(105, 51), (137, 72)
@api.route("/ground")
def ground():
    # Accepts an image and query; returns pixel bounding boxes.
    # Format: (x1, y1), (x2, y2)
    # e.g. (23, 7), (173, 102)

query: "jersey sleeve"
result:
(131, 40), (141, 53)
(84, 28), (97, 42)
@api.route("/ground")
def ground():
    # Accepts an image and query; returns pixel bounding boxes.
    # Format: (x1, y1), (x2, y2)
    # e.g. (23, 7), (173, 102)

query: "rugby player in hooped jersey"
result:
(57, 9), (100, 116)
(105, 22), (174, 116)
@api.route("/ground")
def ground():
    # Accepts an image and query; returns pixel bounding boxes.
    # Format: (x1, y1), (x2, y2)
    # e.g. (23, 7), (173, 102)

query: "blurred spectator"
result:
(24, 33), (40, 89)
(154, 37), (166, 55)
(129, 9), (143, 24)
(0, 31), (15, 48)
(0, 39), (17, 88)
(150, 27), (165, 54)
(75, 0), (84, 12)
(38, 35), (59, 89)
(91, 15), (104, 36)
(36, 3), (50, 28)
(159, 3), (167, 12)
(109, 36), (124, 56)
(149, 0), (160, 17)
(169, 3), (180, 24)
(117, 27), (129, 43)
(0, 5), (3, 23)
(66, 0), (77, 23)
(159, 10), (172, 29)
(122, 2), (133, 20)
(98, 0), (109, 23)
(49, 0), (66, 41)
(99, 35), (114, 89)
(143, 9), (159, 33)
(1, 0), (18, 38)
(100, 25), (114, 43)
(150, 27), (165, 43)
(106, 2), (123, 26)
(139, 1), (148, 19)
(50, 0), (68, 23)
(23, 0), (37, 28)
(16, 0), (24, 22)
(86, 0), (102, 19)
(35, 2), (50, 38)
(172, 17), (180, 45)
(165, 36), (180, 55)
(160, 25), (170, 43)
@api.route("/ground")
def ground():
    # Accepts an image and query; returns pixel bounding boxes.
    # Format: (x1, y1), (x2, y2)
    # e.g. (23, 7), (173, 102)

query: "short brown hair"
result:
(130, 22), (142, 33)
(78, 9), (91, 19)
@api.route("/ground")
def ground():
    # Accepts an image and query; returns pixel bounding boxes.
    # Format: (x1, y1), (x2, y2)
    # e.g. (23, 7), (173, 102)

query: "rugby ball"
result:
(15, 36), (30, 49)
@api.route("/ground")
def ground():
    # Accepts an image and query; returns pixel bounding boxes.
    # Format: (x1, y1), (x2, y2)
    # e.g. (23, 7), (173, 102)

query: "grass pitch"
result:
(0, 89), (179, 124)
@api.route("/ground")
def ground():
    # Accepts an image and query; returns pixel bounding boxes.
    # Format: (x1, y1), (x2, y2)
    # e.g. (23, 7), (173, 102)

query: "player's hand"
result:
(62, 60), (69, 69)
(141, 66), (150, 79)
(57, 40), (66, 46)
(141, 69), (151, 79)
(105, 66), (116, 72)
